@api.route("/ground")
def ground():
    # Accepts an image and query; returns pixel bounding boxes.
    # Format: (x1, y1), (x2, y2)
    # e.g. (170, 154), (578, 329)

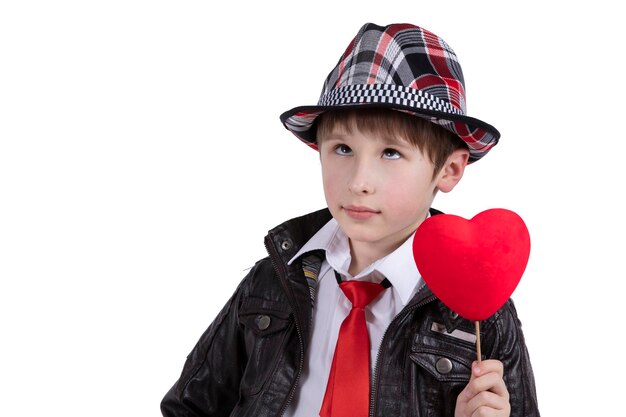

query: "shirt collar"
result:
(289, 217), (422, 306)
(288, 218), (343, 265)
(373, 234), (421, 305)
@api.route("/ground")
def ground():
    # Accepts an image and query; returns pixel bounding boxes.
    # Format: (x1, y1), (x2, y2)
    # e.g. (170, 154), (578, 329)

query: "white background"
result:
(1, 1), (623, 415)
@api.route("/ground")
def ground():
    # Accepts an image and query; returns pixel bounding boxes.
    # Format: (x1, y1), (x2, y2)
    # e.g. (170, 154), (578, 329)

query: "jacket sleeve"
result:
(485, 299), (541, 417)
(160, 271), (250, 417)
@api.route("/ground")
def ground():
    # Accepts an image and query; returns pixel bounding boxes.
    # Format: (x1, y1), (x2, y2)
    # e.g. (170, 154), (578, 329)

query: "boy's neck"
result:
(347, 234), (409, 276)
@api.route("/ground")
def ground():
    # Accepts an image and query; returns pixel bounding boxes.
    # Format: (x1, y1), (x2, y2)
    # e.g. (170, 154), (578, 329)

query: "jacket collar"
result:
(265, 208), (333, 269)
(264, 208), (332, 346)
(264, 208), (444, 314)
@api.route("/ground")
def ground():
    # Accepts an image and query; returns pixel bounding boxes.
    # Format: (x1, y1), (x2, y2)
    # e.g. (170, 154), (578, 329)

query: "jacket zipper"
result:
(264, 237), (306, 417)
(369, 285), (436, 417)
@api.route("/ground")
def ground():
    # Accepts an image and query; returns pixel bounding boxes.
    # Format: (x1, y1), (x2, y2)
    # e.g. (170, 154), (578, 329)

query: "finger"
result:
(465, 371), (510, 400)
(470, 404), (511, 417)
(472, 359), (504, 379)
(466, 389), (510, 414)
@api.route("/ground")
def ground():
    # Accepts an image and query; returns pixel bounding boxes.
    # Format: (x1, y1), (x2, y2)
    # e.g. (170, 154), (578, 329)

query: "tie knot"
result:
(339, 280), (386, 309)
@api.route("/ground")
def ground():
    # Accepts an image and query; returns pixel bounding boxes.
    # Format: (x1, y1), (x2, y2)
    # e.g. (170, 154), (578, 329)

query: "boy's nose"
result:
(349, 181), (373, 195)
(348, 160), (375, 195)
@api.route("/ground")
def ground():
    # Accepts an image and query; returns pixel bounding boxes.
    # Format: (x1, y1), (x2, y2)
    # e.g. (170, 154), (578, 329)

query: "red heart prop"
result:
(413, 209), (530, 321)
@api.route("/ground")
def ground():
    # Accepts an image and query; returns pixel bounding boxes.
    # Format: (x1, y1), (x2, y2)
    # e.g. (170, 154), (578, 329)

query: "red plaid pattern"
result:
(280, 23), (500, 163)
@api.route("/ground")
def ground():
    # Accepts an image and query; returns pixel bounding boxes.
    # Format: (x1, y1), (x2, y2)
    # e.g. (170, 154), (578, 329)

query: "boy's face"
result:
(319, 126), (443, 259)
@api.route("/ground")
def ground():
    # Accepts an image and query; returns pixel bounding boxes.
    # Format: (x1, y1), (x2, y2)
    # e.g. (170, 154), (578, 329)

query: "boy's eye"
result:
(382, 148), (401, 160)
(334, 144), (353, 155)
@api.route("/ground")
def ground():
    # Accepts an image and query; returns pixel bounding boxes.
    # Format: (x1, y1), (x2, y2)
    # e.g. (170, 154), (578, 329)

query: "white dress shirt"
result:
(283, 218), (424, 417)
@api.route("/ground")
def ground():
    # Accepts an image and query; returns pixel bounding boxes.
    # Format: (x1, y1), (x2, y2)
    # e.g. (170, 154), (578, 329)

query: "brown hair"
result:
(316, 108), (467, 177)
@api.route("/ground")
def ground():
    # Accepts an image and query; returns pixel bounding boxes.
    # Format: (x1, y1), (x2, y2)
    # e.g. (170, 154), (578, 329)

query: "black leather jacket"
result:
(161, 208), (540, 417)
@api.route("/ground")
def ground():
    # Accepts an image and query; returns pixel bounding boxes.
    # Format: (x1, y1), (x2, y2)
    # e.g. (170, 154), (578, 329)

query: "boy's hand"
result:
(455, 359), (510, 417)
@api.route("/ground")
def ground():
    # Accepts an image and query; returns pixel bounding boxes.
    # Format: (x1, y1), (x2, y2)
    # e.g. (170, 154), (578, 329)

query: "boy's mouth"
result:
(343, 205), (380, 220)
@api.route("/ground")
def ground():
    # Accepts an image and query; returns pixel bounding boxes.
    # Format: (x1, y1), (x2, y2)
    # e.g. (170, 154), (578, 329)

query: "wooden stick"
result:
(475, 321), (482, 362)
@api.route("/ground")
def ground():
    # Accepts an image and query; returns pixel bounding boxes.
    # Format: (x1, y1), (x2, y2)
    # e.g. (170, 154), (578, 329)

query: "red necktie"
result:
(319, 275), (388, 417)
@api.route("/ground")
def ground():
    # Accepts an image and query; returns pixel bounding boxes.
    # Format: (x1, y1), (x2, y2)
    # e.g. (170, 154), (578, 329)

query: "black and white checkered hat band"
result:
(318, 84), (463, 116)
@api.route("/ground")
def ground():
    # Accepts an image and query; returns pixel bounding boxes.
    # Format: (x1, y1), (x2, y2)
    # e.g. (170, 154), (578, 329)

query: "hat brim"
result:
(280, 103), (500, 163)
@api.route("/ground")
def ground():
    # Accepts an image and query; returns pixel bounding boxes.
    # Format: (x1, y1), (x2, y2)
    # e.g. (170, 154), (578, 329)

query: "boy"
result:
(161, 23), (539, 417)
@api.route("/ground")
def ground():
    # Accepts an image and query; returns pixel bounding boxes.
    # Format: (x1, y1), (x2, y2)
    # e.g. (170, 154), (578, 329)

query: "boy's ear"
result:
(436, 148), (469, 193)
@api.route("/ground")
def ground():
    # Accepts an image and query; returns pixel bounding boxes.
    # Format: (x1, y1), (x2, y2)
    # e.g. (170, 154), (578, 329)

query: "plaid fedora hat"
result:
(280, 22), (500, 163)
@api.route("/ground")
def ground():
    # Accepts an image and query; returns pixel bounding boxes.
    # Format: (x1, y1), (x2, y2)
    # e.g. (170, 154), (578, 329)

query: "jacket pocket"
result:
(238, 297), (294, 396)
(409, 319), (477, 417)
